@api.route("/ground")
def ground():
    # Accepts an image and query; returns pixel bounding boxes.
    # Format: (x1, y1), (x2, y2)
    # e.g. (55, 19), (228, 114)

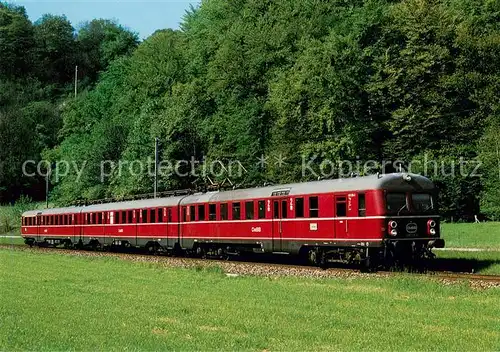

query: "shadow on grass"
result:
(428, 257), (500, 273)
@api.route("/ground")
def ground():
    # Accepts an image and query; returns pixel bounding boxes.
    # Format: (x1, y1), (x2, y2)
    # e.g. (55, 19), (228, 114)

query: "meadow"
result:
(440, 222), (500, 250)
(1, 249), (499, 351)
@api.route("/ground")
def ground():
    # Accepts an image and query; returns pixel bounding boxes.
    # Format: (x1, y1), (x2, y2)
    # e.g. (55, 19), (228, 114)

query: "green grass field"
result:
(1, 249), (499, 351)
(441, 222), (500, 249)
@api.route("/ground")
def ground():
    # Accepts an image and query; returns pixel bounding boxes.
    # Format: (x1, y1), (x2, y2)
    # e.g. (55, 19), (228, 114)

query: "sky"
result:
(10, 0), (199, 39)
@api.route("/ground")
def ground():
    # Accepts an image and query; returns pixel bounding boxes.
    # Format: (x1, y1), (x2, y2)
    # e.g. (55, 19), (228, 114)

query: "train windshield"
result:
(412, 193), (434, 212)
(386, 193), (408, 214)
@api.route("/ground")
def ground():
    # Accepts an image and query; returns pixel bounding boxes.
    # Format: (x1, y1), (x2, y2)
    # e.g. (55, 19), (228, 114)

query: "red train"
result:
(21, 173), (444, 268)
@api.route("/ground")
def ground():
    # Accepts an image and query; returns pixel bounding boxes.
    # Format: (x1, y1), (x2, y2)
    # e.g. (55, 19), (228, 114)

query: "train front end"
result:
(380, 173), (444, 266)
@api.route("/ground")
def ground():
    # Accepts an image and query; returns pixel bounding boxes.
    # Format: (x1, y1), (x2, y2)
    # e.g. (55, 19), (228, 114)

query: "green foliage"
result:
(2, 0), (500, 219)
(0, 196), (34, 234)
(0, 2), (138, 203)
(0, 2), (33, 79)
(33, 14), (76, 85)
(77, 19), (139, 85)
(48, 0), (500, 219)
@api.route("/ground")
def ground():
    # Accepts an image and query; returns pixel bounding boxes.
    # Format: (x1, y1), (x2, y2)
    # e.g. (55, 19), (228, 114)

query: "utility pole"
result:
(154, 137), (159, 198)
(74, 65), (78, 98)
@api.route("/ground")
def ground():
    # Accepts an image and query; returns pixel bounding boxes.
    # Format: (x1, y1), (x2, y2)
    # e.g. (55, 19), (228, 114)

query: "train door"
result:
(72, 214), (77, 244)
(36, 213), (42, 242)
(165, 208), (173, 249)
(334, 195), (348, 238)
(179, 206), (187, 248)
(272, 198), (287, 252)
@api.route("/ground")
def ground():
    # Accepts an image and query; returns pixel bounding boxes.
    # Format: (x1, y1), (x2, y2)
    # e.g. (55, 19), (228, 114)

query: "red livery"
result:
(21, 173), (444, 267)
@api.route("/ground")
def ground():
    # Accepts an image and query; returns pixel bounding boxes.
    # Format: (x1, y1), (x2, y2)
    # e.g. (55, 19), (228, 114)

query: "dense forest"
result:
(1, 0), (500, 220)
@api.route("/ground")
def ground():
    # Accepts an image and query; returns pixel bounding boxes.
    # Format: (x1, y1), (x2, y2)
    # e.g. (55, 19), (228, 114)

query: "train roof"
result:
(22, 196), (184, 217)
(23, 173), (434, 216)
(184, 172), (434, 204)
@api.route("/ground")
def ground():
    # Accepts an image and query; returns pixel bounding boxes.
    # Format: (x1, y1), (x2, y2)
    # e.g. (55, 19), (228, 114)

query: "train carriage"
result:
(21, 173), (444, 268)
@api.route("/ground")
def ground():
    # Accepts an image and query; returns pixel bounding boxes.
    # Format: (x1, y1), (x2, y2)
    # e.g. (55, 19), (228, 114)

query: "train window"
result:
(258, 201), (265, 219)
(182, 207), (187, 222)
(358, 194), (366, 217)
(281, 200), (288, 219)
(245, 201), (254, 220)
(150, 209), (157, 223)
(309, 197), (319, 218)
(232, 202), (241, 220)
(93, 213), (98, 224)
(386, 193), (408, 213)
(190, 206), (195, 221)
(158, 208), (164, 223)
(336, 197), (347, 217)
(98, 213), (103, 224)
(412, 193), (434, 212)
(141, 209), (148, 223)
(220, 203), (228, 220)
(209, 204), (216, 220)
(295, 198), (304, 218)
(55, 215), (59, 225)
(198, 205), (206, 221)
(168, 208), (172, 222)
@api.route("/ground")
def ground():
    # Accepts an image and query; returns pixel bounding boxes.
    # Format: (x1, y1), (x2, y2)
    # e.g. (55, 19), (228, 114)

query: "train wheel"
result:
(361, 256), (376, 273)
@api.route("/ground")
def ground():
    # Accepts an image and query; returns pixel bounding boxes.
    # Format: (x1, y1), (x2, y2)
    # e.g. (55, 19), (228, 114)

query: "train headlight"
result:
(427, 219), (437, 236)
(389, 220), (398, 229)
(389, 229), (398, 237)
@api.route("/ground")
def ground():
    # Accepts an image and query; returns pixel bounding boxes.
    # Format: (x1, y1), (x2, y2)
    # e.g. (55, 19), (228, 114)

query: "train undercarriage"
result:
(23, 236), (445, 272)
(303, 238), (445, 271)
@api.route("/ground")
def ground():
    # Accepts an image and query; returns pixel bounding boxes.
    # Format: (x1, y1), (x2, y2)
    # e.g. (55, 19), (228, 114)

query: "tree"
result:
(76, 19), (139, 86)
(0, 2), (34, 78)
(33, 14), (76, 85)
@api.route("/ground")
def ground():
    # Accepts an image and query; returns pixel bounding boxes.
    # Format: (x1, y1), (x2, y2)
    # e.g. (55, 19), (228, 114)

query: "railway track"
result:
(1, 244), (500, 287)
